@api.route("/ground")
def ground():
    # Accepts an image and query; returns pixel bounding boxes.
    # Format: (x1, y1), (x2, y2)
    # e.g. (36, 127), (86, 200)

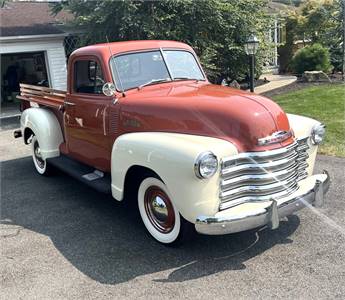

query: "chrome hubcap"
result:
(34, 141), (45, 169)
(151, 196), (169, 222)
(144, 186), (175, 233)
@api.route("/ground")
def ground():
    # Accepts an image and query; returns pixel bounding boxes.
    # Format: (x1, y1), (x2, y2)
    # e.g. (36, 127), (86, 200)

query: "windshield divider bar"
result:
(160, 47), (173, 81)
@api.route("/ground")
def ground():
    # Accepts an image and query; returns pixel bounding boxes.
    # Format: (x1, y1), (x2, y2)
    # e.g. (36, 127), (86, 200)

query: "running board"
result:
(47, 155), (111, 194)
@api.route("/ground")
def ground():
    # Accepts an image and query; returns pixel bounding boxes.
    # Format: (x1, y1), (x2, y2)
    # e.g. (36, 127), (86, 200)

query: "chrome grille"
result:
(219, 138), (309, 210)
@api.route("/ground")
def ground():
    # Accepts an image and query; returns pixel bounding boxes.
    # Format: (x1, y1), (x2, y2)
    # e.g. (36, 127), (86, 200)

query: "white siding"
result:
(0, 36), (67, 90)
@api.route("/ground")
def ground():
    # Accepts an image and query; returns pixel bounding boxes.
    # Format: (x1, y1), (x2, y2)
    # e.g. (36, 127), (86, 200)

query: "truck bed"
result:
(17, 83), (66, 110)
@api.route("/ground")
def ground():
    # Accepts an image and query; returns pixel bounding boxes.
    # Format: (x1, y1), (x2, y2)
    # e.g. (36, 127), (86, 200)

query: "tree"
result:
(277, 11), (303, 72)
(279, 0), (343, 73)
(303, 0), (343, 71)
(52, 0), (271, 82)
(341, 0), (345, 79)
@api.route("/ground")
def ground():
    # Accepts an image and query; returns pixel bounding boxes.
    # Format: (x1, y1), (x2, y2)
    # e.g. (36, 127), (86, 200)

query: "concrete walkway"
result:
(254, 74), (297, 94)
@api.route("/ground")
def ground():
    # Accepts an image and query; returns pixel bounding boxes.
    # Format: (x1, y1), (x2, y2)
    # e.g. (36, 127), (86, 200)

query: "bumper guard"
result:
(195, 170), (330, 235)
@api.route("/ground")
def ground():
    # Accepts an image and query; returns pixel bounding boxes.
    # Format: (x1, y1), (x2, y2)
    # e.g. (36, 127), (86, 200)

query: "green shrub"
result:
(291, 43), (332, 75)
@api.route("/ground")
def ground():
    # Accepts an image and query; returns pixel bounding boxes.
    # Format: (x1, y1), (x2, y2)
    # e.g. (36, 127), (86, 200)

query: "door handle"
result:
(65, 101), (76, 106)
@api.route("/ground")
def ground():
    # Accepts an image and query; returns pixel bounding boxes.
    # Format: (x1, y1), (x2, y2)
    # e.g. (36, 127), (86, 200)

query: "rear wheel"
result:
(31, 136), (51, 176)
(137, 177), (193, 245)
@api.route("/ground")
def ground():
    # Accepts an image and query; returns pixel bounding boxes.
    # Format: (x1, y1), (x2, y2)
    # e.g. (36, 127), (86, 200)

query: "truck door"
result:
(64, 57), (112, 171)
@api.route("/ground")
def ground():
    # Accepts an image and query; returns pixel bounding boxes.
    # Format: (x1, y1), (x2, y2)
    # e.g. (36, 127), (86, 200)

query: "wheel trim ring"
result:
(144, 186), (175, 234)
(33, 140), (45, 169)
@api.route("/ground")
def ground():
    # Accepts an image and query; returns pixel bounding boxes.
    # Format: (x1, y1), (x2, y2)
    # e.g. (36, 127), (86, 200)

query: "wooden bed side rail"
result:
(19, 83), (66, 110)
(20, 83), (66, 96)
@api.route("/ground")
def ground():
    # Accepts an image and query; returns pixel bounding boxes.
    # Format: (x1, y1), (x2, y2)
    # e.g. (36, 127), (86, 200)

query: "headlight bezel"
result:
(311, 123), (326, 145)
(194, 151), (218, 179)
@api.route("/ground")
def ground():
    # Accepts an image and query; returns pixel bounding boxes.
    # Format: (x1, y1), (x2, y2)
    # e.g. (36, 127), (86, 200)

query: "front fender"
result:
(111, 132), (238, 223)
(21, 108), (64, 160)
(287, 113), (322, 176)
(287, 113), (321, 139)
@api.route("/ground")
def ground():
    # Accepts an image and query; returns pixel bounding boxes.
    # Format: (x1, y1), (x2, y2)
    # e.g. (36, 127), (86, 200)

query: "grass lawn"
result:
(271, 84), (345, 157)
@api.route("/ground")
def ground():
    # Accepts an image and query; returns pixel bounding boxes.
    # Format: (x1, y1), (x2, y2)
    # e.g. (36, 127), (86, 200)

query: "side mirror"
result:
(102, 82), (116, 97)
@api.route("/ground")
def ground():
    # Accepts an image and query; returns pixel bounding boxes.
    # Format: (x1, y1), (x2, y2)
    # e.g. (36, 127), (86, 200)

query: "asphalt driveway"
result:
(1, 129), (345, 299)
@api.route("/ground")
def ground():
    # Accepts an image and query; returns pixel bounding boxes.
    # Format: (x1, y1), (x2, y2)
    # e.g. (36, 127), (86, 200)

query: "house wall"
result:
(0, 37), (67, 90)
(263, 18), (281, 74)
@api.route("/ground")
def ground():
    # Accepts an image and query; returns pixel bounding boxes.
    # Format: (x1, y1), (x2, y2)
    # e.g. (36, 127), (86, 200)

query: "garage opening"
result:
(1, 51), (49, 116)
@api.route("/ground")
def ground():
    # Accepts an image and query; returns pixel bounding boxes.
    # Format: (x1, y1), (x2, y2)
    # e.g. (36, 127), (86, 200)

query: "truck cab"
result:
(16, 40), (330, 245)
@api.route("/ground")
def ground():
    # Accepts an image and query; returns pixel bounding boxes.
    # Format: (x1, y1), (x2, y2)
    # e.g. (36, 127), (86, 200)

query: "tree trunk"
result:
(343, 0), (345, 80)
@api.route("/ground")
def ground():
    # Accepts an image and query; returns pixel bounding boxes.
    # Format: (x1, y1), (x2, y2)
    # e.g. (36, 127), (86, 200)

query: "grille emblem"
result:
(258, 130), (293, 146)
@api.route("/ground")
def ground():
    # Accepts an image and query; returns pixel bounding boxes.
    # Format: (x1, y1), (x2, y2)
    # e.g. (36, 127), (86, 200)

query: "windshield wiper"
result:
(138, 78), (171, 90)
(173, 77), (204, 82)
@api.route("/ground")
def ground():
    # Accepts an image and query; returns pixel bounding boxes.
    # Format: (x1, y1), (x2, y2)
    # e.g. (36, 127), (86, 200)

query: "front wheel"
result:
(138, 177), (193, 245)
(31, 136), (51, 176)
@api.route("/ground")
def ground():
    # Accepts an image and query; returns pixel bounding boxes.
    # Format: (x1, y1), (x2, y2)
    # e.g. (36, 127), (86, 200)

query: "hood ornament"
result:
(258, 130), (293, 146)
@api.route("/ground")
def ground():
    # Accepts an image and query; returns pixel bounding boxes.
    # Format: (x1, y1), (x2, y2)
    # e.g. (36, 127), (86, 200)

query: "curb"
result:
(0, 114), (21, 130)
(1, 113), (21, 120)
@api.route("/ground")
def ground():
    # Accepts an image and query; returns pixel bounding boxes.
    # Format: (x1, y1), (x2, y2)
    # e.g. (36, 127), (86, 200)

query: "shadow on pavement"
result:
(1, 157), (300, 284)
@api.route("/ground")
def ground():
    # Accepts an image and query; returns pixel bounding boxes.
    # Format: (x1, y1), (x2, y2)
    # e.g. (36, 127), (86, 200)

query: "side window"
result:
(74, 60), (105, 94)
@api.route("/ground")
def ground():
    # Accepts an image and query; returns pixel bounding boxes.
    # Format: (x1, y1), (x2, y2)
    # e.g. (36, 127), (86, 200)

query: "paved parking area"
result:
(1, 129), (345, 299)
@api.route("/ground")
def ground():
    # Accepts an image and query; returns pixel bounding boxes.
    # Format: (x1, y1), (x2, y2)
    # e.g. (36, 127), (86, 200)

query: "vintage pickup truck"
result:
(14, 40), (330, 245)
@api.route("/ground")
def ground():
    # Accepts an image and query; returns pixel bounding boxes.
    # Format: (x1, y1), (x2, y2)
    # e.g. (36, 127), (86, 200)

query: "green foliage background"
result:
(52, 0), (272, 82)
(278, 0), (343, 73)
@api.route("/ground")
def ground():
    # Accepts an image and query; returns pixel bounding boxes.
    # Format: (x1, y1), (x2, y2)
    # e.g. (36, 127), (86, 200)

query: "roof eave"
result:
(0, 33), (68, 43)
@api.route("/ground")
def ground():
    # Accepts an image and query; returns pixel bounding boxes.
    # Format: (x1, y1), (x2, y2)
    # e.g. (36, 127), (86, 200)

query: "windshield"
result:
(110, 49), (205, 91)
(163, 50), (204, 80)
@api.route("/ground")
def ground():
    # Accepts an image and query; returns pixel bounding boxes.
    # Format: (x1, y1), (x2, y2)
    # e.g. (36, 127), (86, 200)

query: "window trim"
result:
(109, 48), (207, 92)
(73, 57), (106, 96)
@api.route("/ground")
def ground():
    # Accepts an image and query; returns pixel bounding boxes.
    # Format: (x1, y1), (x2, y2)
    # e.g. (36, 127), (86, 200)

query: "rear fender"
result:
(21, 108), (63, 160)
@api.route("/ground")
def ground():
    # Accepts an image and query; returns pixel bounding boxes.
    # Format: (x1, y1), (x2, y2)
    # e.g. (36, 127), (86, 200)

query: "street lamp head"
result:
(245, 34), (260, 55)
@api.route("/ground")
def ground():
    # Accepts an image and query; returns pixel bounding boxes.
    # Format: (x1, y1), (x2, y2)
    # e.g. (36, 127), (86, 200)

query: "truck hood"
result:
(120, 82), (294, 152)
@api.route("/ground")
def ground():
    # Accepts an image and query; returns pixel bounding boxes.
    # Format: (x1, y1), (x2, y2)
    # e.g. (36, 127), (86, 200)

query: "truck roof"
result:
(70, 40), (194, 59)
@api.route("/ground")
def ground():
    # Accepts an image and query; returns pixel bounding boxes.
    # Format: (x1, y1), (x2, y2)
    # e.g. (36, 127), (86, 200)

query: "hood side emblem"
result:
(258, 130), (293, 146)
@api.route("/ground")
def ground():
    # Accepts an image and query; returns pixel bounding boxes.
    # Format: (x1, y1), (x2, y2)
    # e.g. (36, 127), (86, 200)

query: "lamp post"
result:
(244, 34), (260, 92)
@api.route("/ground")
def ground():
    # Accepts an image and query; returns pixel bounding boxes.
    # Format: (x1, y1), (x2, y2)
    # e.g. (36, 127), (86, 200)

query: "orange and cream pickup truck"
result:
(14, 40), (330, 245)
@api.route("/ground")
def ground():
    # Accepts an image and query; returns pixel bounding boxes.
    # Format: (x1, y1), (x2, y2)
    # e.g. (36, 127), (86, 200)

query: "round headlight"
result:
(194, 152), (218, 179)
(311, 123), (326, 145)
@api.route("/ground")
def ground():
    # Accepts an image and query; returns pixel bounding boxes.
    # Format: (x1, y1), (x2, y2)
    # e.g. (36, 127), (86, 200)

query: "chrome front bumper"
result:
(195, 171), (330, 235)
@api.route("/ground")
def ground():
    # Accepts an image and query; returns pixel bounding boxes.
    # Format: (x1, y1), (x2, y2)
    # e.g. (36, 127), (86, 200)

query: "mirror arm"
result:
(112, 97), (119, 105)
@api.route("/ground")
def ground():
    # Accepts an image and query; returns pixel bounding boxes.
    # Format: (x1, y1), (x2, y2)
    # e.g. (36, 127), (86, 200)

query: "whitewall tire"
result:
(31, 136), (49, 175)
(138, 177), (183, 245)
